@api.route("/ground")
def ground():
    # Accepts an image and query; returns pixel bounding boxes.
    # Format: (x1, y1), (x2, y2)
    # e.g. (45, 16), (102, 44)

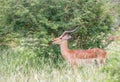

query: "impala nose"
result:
(48, 41), (53, 45)
(48, 41), (52, 45)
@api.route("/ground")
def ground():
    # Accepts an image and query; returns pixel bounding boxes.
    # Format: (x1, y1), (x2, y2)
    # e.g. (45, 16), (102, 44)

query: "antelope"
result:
(51, 27), (107, 68)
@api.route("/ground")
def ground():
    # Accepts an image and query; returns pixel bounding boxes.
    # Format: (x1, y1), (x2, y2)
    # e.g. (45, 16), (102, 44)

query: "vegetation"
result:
(0, 0), (113, 48)
(0, 0), (120, 82)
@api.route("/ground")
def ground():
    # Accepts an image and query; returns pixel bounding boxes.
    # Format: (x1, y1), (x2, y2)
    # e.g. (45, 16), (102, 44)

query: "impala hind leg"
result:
(94, 59), (100, 68)
(96, 58), (106, 67)
(101, 58), (106, 66)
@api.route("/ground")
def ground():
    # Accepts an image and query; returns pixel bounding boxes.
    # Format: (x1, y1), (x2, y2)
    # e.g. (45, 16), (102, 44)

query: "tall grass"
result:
(0, 31), (120, 82)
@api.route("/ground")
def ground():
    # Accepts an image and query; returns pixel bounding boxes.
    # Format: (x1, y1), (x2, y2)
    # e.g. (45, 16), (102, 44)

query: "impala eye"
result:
(60, 38), (62, 39)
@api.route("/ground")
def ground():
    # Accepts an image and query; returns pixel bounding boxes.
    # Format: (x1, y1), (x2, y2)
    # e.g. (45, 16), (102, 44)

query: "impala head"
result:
(51, 27), (79, 45)
(52, 34), (71, 45)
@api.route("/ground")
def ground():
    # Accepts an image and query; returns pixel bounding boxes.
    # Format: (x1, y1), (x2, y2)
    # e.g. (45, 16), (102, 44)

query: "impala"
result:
(51, 27), (107, 68)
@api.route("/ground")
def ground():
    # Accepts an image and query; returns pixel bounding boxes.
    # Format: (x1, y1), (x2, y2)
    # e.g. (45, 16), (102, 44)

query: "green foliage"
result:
(0, 1), (120, 82)
(0, 0), (115, 69)
(0, 0), (116, 70)
(0, 0), (113, 48)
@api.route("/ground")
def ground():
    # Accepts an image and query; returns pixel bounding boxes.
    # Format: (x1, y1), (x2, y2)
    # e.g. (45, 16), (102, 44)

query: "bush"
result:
(0, 0), (113, 59)
(0, 0), (113, 48)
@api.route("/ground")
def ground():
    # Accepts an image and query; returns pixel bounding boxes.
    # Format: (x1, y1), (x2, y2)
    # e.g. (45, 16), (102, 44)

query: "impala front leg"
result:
(67, 60), (78, 71)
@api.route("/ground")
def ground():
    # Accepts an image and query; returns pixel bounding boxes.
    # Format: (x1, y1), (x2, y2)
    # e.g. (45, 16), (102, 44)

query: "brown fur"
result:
(52, 34), (107, 67)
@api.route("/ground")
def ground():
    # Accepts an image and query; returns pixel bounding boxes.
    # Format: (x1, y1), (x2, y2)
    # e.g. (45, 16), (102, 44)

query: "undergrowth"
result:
(0, 31), (120, 82)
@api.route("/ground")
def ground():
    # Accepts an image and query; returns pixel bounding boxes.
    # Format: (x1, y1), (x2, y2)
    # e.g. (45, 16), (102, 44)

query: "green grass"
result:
(0, 31), (120, 82)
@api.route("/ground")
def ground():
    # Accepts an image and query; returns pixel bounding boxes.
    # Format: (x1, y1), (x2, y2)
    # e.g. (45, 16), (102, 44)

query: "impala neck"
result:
(60, 41), (69, 51)
(60, 41), (71, 59)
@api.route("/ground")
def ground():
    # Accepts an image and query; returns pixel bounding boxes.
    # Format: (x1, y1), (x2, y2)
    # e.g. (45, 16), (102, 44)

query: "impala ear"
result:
(61, 34), (72, 40)
(64, 34), (72, 40)
(66, 34), (72, 39)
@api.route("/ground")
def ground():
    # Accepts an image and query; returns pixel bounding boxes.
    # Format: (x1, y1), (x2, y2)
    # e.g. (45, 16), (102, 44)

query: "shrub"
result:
(0, 0), (113, 48)
(0, 0), (113, 59)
